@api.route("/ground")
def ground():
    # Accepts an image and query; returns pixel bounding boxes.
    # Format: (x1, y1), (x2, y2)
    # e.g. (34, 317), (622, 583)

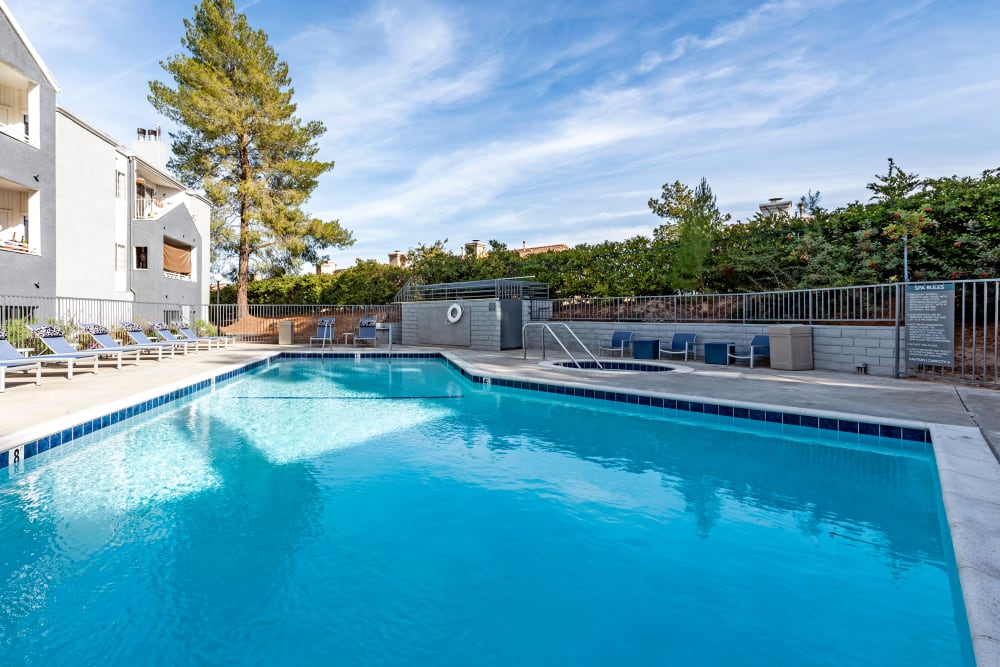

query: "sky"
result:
(6, 0), (1000, 270)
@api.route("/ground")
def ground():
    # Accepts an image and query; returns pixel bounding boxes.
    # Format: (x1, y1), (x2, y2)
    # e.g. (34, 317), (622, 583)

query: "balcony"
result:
(135, 197), (164, 219)
(0, 238), (35, 255)
(134, 192), (185, 220)
(0, 180), (37, 254)
(0, 61), (39, 149)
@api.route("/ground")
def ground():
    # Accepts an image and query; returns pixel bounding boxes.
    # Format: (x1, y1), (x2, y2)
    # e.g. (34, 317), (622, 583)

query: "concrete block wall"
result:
(812, 325), (904, 376)
(523, 318), (903, 377)
(469, 301), (500, 350)
(402, 300), (504, 351)
(401, 304), (418, 344)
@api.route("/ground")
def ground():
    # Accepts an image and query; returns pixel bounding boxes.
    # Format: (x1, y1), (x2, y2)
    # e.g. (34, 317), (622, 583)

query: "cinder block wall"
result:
(402, 300), (505, 351)
(812, 325), (903, 375)
(522, 318), (903, 377)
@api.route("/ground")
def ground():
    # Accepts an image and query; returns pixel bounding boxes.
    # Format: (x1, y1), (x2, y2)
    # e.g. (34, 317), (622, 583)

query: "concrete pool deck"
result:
(1, 342), (998, 664)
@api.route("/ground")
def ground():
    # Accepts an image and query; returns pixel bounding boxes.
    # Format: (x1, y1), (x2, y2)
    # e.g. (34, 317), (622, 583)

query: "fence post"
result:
(893, 283), (902, 379)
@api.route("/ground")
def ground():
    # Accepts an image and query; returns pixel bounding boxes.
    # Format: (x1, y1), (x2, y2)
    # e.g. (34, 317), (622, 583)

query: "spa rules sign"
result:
(905, 283), (955, 367)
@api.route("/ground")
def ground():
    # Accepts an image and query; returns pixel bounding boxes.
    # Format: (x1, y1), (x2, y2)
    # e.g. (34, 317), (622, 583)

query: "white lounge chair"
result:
(30, 324), (137, 369)
(0, 327), (98, 383)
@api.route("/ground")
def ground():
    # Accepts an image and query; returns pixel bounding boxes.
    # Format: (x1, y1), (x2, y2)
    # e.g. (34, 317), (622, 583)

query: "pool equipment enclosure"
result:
(396, 278), (548, 351)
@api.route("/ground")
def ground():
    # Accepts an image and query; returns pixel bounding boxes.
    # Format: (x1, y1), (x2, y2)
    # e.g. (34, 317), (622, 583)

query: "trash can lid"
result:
(768, 324), (812, 335)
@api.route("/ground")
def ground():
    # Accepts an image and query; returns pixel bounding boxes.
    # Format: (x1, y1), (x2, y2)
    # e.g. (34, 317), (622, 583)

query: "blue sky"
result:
(7, 0), (1000, 270)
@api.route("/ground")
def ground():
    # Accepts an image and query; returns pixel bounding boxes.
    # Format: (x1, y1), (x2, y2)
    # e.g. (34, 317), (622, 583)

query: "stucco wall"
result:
(0, 13), (57, 297)
(54, 111), (126, 299)
(130, 204), (204, 311)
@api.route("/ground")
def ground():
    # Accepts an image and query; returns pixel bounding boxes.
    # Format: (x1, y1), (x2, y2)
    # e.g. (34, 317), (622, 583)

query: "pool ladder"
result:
(521, 323), (603, 370)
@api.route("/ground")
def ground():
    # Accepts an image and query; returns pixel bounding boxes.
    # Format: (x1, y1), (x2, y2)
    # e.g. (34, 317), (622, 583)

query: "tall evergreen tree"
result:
(866, 158), (920, 205)
(648, 180), (694, 243)
(149, 0), (353, 308)
(670, 178), (729, 291)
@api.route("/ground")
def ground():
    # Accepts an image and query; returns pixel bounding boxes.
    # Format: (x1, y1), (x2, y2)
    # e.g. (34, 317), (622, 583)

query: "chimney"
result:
(798, 201), (805, 217)
(132, 122), (168, 171)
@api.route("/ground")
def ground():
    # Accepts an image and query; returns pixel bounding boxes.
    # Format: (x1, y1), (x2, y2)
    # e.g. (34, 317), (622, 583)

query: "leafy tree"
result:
(149, 0), (353, 309)
(471, 241), (521, 280)
(322, 260), (409, 304)
(907, 168), (1000, 280)
(407, 240), (475, 284)
(709, 215), (807, 292)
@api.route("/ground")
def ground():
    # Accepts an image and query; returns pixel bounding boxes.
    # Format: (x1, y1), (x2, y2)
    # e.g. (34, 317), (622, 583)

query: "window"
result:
(115, 243), (127, 271)
(135, 246), (148, 270)
(115, 171), (125, 199)
(163, 237), (192, 276)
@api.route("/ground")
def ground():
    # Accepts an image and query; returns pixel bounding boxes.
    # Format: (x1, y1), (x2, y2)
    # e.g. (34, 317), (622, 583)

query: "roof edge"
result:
(56, 105), (125, 150)
(0, 0), (61, 92)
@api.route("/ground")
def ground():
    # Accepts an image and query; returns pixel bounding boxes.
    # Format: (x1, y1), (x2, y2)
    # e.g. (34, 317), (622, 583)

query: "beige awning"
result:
(163, 238), (192, 275)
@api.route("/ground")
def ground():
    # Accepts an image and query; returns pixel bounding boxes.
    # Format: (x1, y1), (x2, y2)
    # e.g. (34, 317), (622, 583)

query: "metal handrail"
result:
(522, 322), (602, 369)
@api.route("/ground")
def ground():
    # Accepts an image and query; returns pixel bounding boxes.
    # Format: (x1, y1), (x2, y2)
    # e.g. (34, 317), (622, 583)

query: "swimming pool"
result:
(0, 358), (974, 665)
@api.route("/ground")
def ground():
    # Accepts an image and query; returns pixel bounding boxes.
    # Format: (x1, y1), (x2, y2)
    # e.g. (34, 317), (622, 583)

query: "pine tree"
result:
(669, 178), (729, 291)
(149, 0), (353, 308)
(866, 158), (920, 205)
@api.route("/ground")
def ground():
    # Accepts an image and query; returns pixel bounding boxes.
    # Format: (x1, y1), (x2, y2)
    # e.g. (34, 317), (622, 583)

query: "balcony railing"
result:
(0, 239), (35, 255)
(134, 197), (174, 219)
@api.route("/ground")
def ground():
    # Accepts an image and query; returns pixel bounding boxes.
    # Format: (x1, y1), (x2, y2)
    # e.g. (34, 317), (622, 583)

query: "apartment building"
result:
(0, 1), (211, 307)
(0, 0), (57, 295)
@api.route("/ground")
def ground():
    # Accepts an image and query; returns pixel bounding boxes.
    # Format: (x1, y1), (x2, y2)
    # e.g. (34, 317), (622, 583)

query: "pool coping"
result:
(2, 349), (997, 664)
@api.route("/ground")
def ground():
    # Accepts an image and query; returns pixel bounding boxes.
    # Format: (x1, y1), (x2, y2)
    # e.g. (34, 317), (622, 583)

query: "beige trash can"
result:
(278, 320), (294, 345)
(768, 324), (813, 370)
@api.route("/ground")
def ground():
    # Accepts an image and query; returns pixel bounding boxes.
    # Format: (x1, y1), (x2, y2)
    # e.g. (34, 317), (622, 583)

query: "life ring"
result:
(446, 303), (463, 324)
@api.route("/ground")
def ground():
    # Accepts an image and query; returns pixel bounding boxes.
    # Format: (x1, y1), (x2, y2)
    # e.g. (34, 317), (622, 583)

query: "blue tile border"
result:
(550, 360), (672, 372)
(1, 352), (932, 470)
(439, 355), (932, 449)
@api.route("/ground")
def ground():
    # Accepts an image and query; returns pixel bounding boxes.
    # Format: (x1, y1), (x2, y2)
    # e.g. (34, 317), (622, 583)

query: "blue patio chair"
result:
(0, 326), (99, 382)
(119, 322), (189, 355)
(0, 328), (42, 392)
(29, 324), (135, 369)
(310, 318), (336, 349)
(727, 334), (770, 368)
(174, 321), (235, 349)
(83, 323), (167, 362)
(150, 323), (201, 353)
(598, 331), (633, 357)
(355, 318), (377, 347)
(659, 332), (698, 361)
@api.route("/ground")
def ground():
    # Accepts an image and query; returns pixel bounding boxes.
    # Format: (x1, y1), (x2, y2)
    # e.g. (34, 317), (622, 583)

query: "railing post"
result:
(893, 283), (902, 379)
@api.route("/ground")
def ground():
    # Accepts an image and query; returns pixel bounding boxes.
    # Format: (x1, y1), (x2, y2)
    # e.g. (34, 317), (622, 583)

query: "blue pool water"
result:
(0, 359), (974, 665)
